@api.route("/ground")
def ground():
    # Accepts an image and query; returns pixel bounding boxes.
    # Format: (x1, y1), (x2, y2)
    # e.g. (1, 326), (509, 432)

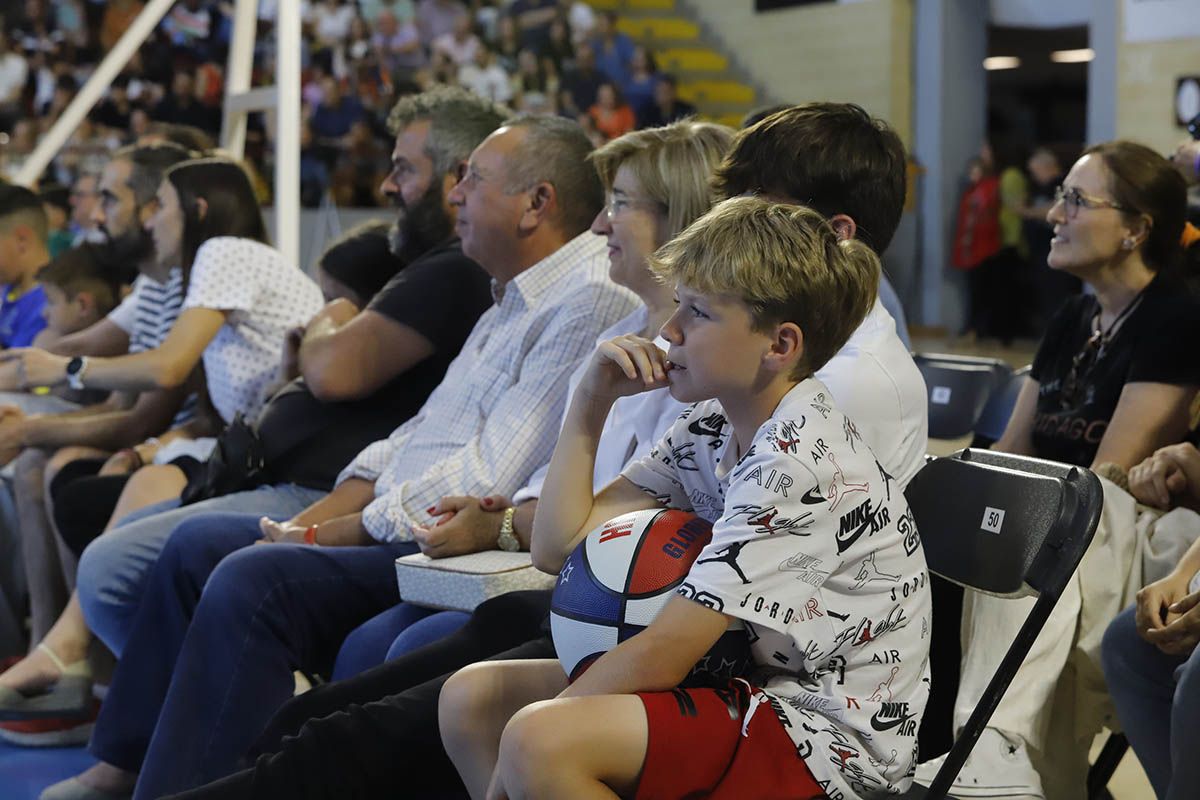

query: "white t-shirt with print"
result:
(182, 237), (324, 424)
(622, 378), (931, 800)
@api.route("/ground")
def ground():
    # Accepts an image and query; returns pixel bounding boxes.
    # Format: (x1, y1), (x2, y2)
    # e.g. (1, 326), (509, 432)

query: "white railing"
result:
(15, 0), (301, 265)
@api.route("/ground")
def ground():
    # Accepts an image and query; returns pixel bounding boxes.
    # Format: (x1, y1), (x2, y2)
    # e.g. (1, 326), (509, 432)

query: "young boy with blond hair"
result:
(440, 196), (932, 800)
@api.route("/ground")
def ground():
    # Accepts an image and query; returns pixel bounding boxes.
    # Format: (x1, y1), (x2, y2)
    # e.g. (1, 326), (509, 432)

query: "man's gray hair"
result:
(112, 142), (193, 206)
(500, 115), (603, 237)
(387, 87), (511, 178)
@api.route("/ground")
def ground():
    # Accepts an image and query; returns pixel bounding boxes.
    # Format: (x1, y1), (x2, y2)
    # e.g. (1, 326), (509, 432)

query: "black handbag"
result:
(179, 414), (269, 505)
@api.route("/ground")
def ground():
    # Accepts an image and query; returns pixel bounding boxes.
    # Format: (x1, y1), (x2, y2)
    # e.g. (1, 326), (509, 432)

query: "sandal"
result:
(0, 643), (93, 720)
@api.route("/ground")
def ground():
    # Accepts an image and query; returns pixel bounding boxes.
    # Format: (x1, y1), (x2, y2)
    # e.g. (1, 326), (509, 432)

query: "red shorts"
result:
(634, 681), (826, 800)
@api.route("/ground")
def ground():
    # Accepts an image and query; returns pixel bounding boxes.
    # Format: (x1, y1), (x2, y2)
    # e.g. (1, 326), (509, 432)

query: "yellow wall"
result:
(684, 0), (913, 145)
(1114, 0), (1200, 152)
(1116, 32), (1200, 152)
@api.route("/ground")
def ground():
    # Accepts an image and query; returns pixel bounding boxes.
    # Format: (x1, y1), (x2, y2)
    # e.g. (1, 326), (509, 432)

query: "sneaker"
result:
(913, 727), (1046, 799)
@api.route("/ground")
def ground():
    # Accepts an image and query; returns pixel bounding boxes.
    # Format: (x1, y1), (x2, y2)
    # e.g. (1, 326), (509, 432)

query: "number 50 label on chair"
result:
(981, 506), (1005, 534)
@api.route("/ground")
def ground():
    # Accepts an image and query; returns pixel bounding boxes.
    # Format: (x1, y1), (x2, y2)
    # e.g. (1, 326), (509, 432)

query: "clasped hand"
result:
(412, 495), (512, 558)
(1128, 443), (1200, 511)
(1136, 570), (1200, 656)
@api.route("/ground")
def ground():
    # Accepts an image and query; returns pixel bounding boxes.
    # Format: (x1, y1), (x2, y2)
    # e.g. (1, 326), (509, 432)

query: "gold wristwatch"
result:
(497, 506), (520, 552)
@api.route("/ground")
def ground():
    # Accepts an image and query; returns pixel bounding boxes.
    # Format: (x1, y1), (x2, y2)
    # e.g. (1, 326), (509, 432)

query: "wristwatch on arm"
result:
(65, 356), (89, 390)
(496, 506), (520, 552)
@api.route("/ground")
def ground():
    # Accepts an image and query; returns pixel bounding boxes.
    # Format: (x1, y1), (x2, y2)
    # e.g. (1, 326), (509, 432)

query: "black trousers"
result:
(164, 590), (555, 800)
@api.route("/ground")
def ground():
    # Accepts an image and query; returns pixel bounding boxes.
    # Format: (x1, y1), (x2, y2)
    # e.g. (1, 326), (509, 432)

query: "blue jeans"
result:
(1101, 605), (1200, 800)
(332, 606), (471, 680)
(88, 511), (416, 800)
(77, 483), (327, 656)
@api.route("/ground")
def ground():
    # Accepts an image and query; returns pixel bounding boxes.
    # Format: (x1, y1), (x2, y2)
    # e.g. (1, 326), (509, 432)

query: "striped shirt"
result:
(107, 268), (195, 425)
(339, 232), (639, 544)
(108, 269), (185, 355)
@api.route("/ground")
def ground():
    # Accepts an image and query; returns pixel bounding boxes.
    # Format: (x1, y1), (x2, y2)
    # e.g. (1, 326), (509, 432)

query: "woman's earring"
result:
(1122, 238), (1134, 250)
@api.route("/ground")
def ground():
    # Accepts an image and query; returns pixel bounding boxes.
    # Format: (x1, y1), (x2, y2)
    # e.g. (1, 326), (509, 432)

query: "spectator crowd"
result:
(0, 0), (698, 209)
(1, 4), (1200, 800)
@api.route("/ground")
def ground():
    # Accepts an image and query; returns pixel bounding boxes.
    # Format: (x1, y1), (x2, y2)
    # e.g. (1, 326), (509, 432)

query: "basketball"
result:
(550, 508), (750, 682)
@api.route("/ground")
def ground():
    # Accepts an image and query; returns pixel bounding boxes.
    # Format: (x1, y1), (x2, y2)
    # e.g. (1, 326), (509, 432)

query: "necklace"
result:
(1059, 286), (1148, 410)
(1089, 285), (1148, 356)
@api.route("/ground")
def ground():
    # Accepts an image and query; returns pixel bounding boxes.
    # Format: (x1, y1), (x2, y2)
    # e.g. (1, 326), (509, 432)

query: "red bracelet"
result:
(303, 524), (319, 546)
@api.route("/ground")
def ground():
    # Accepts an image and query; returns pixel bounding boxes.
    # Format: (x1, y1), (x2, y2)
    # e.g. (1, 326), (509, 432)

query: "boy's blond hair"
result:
(649, 196), (879, 378)
(589, 120), (734, 241)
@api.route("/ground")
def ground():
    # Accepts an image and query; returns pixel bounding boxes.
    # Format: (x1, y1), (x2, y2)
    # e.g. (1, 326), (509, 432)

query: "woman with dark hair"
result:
(995, 140), (1196, 469)
(918, 141), (1200, 799)
(8, 157), (320, 426)
(587, 81), (635, 142)
(0, 157), (322, 718)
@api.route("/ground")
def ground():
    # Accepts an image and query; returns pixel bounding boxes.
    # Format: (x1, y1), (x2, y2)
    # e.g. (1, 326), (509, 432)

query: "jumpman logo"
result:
(831, 745), (857, 769)
(825, 452), (869, 511)
(698, 541), (751, 584)
(851, 552), (901, 590)
(868, 666), (900, 702)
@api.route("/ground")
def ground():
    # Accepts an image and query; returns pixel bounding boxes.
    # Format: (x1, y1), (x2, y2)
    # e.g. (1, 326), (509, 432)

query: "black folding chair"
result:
(971, 365), (1031, 448)
(914, 354), (1013, 439)
(901, 448), (1103, 799)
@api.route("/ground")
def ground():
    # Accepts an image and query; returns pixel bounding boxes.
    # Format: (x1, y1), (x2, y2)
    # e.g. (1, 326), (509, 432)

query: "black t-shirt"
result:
(257, 239), (492, 490)
(1030, 274), (1200, 467)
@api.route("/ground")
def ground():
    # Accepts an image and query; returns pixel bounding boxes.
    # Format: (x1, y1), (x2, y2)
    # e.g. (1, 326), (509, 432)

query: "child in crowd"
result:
(440, 196), (932, 800)
(0, 243), (122, 433)
(0, 183), (51, 349)
(34, 244), (123, 351)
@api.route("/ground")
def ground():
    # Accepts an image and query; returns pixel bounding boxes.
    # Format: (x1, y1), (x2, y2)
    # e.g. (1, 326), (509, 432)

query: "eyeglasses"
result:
(604, 192), (662, 220)
(1053, 185), (1134, 219)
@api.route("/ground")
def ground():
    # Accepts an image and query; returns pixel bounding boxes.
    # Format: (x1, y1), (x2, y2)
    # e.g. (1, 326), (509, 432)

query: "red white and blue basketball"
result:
(550, 508), (749, 682)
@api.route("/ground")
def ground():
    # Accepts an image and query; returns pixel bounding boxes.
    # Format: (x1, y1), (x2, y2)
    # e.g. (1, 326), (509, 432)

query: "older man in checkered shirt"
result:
(68, 116), (637, 800)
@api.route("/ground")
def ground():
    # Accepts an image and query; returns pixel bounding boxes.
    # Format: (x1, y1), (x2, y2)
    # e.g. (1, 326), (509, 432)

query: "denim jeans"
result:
(1101, 605), (1200, 800)
(87, 510), (415, 799)
(332, 605), (471, 680)
(76, 483), (327, 655)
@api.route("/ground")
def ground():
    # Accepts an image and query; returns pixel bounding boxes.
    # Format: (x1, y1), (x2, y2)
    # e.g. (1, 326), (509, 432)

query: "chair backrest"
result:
(972, 365), (1031, 447)
(906, 447), (1101, 597)
(902, 448), (1103, 799)
(914, 354), (1013, 439)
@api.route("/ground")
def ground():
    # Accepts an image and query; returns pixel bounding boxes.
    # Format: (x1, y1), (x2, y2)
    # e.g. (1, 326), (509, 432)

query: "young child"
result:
(0, 244), (121, 401)
(440, 196), (932, 800)
(34, 243), (123, 350)
(0, 184), (51, 349)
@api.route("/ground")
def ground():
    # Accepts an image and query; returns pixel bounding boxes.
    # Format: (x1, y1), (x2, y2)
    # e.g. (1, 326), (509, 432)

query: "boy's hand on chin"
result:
(578, 335), (671, 404)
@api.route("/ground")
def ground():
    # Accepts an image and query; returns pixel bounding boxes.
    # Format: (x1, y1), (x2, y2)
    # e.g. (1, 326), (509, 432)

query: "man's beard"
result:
(389, 183), (454, 264)
(97, 223), (155, 285)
